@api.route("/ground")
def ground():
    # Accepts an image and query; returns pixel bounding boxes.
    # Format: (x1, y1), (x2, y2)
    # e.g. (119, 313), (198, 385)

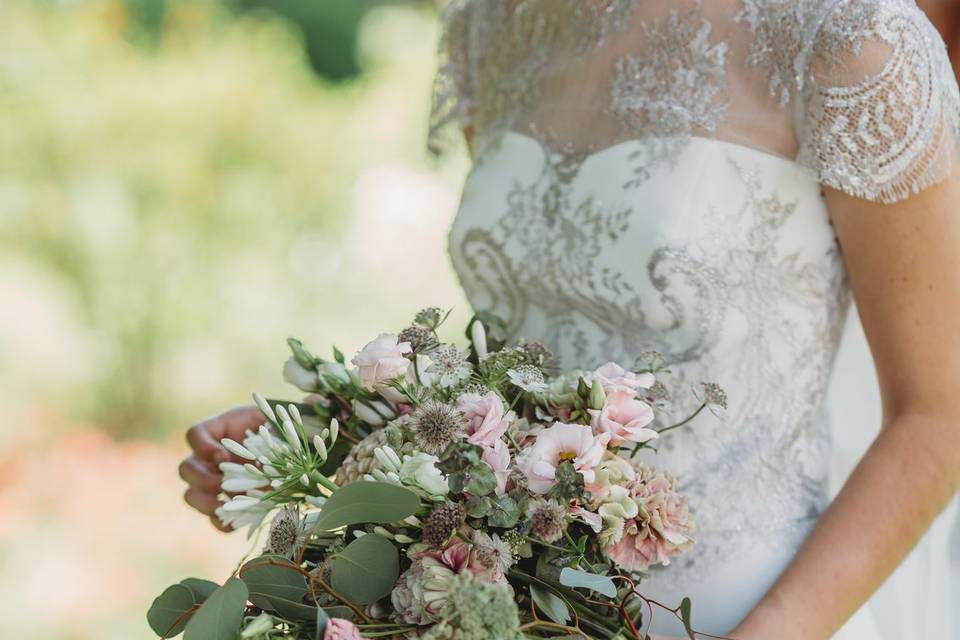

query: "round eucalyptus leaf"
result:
(239, 555), (315, 621)
(329, 534), (399, 605)
(180, 578), (219, 603)
(312, 481), (419, 531)
(183, 577), (248, 640)
(147, 583), (196, 638)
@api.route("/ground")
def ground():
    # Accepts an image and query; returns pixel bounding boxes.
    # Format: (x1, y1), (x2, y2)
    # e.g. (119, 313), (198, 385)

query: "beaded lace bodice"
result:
(434, 0), (960, 597)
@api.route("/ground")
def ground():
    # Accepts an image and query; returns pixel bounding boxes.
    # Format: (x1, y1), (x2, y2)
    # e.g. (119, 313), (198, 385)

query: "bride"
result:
(177, 1), (960, 637)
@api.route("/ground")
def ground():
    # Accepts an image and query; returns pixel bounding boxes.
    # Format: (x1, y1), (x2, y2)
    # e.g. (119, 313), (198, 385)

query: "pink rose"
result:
(456, 391), (514, 446)
(323, 618), (363, 640)
(351, 333), (412, 403)
(588, 362), (654, 395)
(519, 423), (610, 494)
(481, 439), (512, 495)
(589, 392), (658, 446)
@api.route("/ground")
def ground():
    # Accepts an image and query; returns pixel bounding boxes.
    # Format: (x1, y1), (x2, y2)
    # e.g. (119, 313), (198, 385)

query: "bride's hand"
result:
(179, 405), (265, 530)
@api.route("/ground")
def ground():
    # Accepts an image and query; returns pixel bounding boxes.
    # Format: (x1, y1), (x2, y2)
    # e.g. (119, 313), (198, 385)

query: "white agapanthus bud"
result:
(252, 392), (277, 424)
(221, 438), (257, 461)
(288, 404), (303, 426)
(352, 400), (389, 427)
(275, 404), (291, 425)
(313, 435), (328, 461)
(471, 320), (488, 360)
(281, 420), (302, 452)
(329, 418), (339, 444)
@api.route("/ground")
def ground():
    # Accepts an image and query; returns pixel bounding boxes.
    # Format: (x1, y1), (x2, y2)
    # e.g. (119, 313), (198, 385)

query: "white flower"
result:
(216, 491), (276, 533)
(352, 333), (414, 403)
(470, 320), (488, 360)
(283, 357), (320, 392)
(506, 364), (548, 393)
(352, 398), (394, 427)
(426, 344), (473, 389)
(398, 452), (449, 498)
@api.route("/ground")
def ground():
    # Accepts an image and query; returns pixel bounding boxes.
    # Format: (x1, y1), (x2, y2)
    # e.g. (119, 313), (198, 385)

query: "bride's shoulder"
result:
(791, 0), (960, 204)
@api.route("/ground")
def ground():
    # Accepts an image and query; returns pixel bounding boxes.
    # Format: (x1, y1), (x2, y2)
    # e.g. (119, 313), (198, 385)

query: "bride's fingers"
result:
(178, 455), (221, 493)
(186, 405), (265, 463)
(209, 513), (233, 532)
(183, 486), (220, 517)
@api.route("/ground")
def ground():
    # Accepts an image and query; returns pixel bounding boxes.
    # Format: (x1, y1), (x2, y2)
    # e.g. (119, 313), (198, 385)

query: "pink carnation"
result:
(589, 392), (658, 446)
(519, 422), (610, 494)
(603, 464), (694, 572)
(323, 618), (362, 640)
(456, 391), (514, 446)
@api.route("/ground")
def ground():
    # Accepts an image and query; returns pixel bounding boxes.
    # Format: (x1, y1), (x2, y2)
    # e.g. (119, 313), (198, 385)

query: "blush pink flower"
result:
(456, 391), (514, 446)
(391, 539), (508, 624)
(481, 438), (512, 495)
(588, 362), (655, 395)
(519, 423), (611, 494)
(323, 618), (363, 640)
(351, 333), (412, 403)
(602, 463), (694, 572)
(589, 392), (658, 446)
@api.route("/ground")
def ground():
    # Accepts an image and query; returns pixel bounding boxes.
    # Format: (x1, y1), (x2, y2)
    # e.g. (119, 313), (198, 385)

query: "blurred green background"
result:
(0, 0), (468, 637)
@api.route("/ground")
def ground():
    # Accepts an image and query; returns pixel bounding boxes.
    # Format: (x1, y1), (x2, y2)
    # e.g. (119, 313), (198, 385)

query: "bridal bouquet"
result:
(148, 308), (725, 640)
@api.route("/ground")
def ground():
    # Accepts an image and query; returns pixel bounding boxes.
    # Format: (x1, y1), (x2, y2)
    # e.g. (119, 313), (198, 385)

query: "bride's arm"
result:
(733, 174), (960, 638)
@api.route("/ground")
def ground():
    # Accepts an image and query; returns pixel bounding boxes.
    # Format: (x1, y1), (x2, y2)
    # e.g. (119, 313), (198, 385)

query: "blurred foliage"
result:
(121, 0), (440, 79)
(0, 0), (468, 442)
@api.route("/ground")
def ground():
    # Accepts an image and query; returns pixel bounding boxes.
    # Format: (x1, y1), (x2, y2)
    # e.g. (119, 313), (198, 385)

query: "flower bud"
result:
(588, 379), (607, 411)
(471, 320), (488, 360)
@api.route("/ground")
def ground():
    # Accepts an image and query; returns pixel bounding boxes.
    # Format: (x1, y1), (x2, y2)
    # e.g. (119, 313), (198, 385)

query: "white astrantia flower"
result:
(426, 344), (473, 389)
(507, 364), (548, 393)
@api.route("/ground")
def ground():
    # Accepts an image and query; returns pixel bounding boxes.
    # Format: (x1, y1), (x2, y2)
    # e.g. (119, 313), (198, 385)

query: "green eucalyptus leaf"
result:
(529, 584), (570, 625)
(312, 481), (419, 531)
(558, 567), (617, 598)
(329, 534), (399, 605)
(239, 556), (315, 621)
(147, 583), (196, 638)
(183, 577), (248, 640)
(180, 578), (219, 603)
(314, 604), (330, 640)
(680, 597), (695, 640)
(322, 606), (354, 619)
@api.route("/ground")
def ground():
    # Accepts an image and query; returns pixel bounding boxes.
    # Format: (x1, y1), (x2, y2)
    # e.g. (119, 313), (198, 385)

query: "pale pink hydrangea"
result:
(351, 333), (413, 403)
(601, 462), (694, 572)
(323, 618), (363, 640)
(519, 422), (610, 494)
(456, 391), (514, 446)
(589, 392), (658, 446)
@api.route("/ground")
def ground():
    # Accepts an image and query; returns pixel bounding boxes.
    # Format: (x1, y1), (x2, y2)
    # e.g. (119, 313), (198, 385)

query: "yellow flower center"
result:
(558, 451), (577, 461)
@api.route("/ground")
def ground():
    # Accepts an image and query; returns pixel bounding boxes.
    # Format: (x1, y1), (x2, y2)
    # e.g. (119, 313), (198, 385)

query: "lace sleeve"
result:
(797, 0), (960, 204)
(427, 0), (474, 158)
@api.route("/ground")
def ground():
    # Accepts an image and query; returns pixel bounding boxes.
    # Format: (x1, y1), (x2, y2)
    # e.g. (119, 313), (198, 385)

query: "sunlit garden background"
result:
(0, 1), (469, 637)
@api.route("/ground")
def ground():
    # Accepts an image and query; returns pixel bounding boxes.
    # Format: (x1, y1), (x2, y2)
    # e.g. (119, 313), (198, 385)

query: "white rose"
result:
(351, 333), (413, 403)
(399, 452), (449, 498)
(283, 357), (320, 392)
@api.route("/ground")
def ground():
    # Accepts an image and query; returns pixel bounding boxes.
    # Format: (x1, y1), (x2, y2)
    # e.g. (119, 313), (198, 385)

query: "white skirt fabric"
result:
(828, 311), (960, 640)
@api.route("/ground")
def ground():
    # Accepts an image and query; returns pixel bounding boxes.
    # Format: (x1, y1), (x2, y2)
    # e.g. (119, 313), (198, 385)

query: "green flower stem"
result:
(508, 568), (619, 637)
(315, 473), (339, 493)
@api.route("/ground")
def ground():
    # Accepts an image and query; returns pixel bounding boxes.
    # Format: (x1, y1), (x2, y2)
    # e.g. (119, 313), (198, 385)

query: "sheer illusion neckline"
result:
(498, 129), (814, 176)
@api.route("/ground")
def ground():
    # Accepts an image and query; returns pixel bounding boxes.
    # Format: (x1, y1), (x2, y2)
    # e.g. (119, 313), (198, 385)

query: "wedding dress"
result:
(430, 0), (960, 637)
